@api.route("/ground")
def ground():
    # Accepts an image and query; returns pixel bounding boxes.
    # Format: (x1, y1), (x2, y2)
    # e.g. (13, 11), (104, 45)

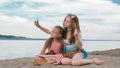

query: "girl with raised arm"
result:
(34, 26), (64, 65)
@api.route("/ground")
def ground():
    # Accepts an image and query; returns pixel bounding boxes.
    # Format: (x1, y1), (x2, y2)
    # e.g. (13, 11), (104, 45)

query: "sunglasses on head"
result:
(67, 14), (75, 19)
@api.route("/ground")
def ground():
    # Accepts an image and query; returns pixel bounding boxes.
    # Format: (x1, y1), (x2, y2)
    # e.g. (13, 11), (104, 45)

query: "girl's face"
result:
(51, 28), (61, 38)
(63, 16), (72, 28)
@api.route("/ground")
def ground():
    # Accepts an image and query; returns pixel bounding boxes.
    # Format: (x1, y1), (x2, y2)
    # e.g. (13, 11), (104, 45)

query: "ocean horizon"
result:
(0, 40), (120, 60)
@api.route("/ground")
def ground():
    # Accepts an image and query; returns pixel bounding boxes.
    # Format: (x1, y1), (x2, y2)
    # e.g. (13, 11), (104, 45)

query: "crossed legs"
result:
(34, 55), (57, 65)
(34, 55), (46, 65)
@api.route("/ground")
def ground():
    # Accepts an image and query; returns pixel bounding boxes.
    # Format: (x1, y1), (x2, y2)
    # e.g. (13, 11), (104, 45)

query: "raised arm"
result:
(74, 29), (82, 51)
(34, 19), (51, 34)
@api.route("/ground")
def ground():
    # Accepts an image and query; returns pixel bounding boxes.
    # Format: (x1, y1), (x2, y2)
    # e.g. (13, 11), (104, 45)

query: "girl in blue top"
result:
(34, 13), (104, 65)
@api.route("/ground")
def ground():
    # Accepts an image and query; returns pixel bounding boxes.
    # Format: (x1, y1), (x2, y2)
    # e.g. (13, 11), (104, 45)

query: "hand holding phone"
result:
(34, 19), (39, 25)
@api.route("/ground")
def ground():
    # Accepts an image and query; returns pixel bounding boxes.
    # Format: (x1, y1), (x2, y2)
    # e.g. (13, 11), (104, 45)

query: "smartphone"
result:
(34, 19), (39, 24)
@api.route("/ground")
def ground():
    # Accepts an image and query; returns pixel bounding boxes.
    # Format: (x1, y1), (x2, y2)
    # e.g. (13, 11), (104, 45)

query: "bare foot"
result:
(93, 58), (104, 65)
(34, 62), (41, 65)
(34, 61), (47, 65)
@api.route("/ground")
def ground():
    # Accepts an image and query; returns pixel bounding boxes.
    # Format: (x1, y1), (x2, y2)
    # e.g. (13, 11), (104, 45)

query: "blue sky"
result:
(112, 0), (120, 5)
(0, 0), (120, 40)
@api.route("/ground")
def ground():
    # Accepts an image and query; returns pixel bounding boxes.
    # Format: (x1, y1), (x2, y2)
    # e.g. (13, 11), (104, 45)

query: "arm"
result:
(34, 19), (51, 34)
(39, 40), (48, 55)
(74, 29), (82, 51)
(40, 46), (47, 55)
(61, 40), (64, 54)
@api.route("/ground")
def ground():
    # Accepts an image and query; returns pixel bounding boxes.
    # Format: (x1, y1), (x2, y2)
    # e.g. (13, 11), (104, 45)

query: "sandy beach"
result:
(0, 48), (120, 68)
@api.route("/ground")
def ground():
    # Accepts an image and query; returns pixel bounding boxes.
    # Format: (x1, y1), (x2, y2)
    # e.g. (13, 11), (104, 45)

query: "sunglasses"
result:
(67, 14), (75, 19)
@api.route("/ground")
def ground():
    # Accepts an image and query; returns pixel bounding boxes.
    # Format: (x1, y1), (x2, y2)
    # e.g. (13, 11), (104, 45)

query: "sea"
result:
(0, 40), (120, 60)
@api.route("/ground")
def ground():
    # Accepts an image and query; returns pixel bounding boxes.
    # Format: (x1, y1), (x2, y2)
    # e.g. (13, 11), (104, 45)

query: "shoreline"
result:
(0, 48), (120, 68)
(0, 48), (119, 61)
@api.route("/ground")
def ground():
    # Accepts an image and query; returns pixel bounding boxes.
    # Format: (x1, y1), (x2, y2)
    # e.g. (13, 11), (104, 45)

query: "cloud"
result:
(0, 14), (30, 26)
(0, 0), (120, 40)
(0, 0), (10, 4)
(0, 1), (24, 10)
(0, 13), (54, 38)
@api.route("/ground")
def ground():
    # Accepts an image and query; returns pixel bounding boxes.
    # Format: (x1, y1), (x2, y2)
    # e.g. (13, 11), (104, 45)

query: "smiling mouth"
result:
(65, 23), (68, 26)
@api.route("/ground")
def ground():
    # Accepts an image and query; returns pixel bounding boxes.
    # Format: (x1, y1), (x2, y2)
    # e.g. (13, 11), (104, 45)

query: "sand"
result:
(0, 48), (120, 68)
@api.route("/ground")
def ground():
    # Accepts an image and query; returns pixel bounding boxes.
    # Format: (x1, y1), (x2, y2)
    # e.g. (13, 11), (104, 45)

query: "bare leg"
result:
(61, 58), (72, 65)
(34, 55), (47, 65)
(92, 58), (104, 65)
(72, 53), (93, 65)
(46, 59), (56, 64)
(72, 53), (104, 66)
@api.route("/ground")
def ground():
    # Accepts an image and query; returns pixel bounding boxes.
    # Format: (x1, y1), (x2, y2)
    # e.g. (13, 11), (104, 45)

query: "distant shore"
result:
(0, 34), (47, 40)
(1, 34), (120, 41)
(0, 48), (120, 68)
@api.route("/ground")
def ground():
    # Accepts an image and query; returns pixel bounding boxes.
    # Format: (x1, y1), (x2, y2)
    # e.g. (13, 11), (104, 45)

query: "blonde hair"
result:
(63, 13), (81, 44)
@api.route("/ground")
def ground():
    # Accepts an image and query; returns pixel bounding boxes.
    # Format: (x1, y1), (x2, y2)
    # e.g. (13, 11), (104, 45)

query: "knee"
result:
(72, 60), (81, 66)
(71, 61), (77, 65)
(61, 59), (65, 64)
(34, 55), (39, 61)
(61, 58), (72, 65)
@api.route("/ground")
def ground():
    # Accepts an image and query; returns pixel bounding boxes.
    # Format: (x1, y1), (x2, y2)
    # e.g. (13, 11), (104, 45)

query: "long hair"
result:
(44, 26), (64, 52)
(63, 13), (81, 44)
